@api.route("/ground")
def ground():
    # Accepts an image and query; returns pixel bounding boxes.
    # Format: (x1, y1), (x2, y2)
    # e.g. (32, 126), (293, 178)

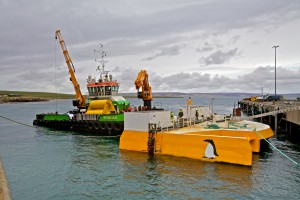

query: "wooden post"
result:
(247, 103), (249, 115)
(274, 114), (278, 137)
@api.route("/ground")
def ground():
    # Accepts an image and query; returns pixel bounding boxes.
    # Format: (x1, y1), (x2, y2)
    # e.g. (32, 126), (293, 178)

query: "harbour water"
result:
(0, 96), (299, 199)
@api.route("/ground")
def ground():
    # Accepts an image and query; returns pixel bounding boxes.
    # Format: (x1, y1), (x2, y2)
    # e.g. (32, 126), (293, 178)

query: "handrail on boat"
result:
(155, 117), (199, 132)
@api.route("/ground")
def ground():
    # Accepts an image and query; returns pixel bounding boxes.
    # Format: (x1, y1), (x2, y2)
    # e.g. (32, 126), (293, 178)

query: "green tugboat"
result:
(33, 30), (130, 136)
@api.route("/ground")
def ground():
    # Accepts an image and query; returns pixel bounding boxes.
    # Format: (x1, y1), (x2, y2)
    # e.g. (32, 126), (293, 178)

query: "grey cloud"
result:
(0, 0), (300, 94)
(199, 48), (239, 65)
(2, 0), (298, 56)
(196, 46), (213, 52)
(230, 36), (241, 44)
(142, 45), (182, 61)
(114, 66), (300, 93)
(195, 40), (224, 53)
(105, 35), (187, 59)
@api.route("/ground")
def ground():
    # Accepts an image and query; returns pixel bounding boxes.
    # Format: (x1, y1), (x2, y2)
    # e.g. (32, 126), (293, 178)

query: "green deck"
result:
(44, 114), (70, 121)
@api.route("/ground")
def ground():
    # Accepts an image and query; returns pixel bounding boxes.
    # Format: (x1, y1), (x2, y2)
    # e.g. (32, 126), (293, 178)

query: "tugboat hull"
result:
(33, 113), (124, 136)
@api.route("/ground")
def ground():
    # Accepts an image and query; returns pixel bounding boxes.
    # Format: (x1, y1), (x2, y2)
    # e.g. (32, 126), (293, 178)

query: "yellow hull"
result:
(119, 119), (274, 166)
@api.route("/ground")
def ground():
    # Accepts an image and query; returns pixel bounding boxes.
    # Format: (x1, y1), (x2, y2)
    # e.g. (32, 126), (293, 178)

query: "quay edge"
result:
(239, 99), (300, 142)
(0, 159), (11, 200)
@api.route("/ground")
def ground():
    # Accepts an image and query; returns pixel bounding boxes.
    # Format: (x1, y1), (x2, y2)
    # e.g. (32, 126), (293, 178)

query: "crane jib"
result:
(55, 29), (86, 109)
(71, 62), (75, 73)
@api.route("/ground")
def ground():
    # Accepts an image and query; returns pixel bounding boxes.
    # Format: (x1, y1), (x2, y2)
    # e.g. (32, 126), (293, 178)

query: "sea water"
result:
(0, 96), (299, 200)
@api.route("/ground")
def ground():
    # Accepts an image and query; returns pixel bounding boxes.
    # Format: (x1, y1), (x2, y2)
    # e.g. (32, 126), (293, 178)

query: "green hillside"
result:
(0, 90), (75, 99)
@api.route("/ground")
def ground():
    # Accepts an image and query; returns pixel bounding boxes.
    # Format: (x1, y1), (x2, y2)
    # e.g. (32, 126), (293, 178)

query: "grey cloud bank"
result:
(0, 0), (300, 94)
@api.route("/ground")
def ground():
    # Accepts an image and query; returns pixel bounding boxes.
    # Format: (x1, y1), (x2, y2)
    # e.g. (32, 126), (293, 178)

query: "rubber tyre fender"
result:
(94, 122), (100, 130)
(84, 121), (89, 128)
(106, 122), (113, 131)
(113, 122), (123, 131)
(100, 122), (106, 131)
(88, 121), (94, 130)
(79, 121), (84, 127)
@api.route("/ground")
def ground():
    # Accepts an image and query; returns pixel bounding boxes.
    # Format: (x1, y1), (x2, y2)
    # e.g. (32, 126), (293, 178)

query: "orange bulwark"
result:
(119, 111), (274, 166)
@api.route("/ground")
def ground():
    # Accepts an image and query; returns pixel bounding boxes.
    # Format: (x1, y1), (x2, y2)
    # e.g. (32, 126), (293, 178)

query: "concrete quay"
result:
(0, 159), (11, 200)
(239, 99), (300, 141)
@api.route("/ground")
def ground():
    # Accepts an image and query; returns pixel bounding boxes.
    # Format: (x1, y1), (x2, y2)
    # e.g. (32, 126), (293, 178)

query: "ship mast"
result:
(94, 44), (109, 81)
(86, 44), (119, 97)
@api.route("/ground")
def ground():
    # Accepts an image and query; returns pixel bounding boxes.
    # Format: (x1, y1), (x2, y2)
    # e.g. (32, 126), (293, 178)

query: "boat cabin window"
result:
(88, 86), (99, 96)
(112, 86), (119, 91)
(88, 85), (118, 96)
(105, 86), (111, 95)
(87, 87), (93, 95)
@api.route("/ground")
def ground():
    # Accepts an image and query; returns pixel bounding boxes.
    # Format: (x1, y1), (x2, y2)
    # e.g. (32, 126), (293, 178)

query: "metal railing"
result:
(155, 117), (199, 132)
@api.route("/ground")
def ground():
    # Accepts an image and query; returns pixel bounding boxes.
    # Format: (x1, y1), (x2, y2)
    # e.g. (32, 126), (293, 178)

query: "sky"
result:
(1, 0), (300, 95)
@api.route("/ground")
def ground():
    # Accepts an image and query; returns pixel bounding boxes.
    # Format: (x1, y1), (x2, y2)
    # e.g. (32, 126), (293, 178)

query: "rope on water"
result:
(255, 130), (299, 166)
(0, 115), (35, 128)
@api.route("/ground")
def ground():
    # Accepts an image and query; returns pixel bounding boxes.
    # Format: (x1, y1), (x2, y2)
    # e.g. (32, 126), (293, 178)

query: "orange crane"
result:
(135, 70), (152, 110)
(55, 30), (86, 109)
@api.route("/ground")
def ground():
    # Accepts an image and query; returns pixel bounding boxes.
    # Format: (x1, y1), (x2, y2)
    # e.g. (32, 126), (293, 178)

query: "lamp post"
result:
(272, 45), (279, 96)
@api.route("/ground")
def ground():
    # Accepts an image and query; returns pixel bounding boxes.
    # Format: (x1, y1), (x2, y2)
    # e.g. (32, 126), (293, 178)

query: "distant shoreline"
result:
(124, 96), (183, 98)
(0, 96), (49, 104)
(0, 95), (182, 104)
(0, 91), (183, 104)
(1, 90), (298, 104)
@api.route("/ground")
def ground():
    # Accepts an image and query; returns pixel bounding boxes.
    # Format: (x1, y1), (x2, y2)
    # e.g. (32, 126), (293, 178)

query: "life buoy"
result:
(106, 122), (113, 131)
(113, 122), (123, 131)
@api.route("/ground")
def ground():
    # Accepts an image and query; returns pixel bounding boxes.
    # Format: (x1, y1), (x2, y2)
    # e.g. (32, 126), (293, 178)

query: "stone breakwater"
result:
(0, 96), (49, 103)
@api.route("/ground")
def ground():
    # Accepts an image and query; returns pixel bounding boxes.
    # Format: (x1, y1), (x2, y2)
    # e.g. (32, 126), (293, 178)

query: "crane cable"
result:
(0, 115), (35, 128)
(255, 130), (299, 166)
(55, 33), (58, 113)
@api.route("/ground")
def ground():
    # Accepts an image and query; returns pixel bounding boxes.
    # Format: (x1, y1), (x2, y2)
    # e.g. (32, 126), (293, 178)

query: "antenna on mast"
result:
(94, 44), (110, 82)
(94, 44), (108, 72)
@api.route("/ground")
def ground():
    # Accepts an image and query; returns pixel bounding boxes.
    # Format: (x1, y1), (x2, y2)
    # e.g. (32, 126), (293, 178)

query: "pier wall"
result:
(0, 159), (11, 200)
(286, 110), (300, 125)
(239, 99), (300, 142)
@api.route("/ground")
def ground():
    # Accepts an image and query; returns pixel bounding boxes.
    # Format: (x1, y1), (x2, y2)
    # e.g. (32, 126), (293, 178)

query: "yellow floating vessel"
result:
(119, 106), (274, 166)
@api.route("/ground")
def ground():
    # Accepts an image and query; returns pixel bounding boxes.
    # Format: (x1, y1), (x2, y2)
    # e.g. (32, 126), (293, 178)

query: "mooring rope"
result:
(255, 130), (299, 166)
(0, 115), (35, 128)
